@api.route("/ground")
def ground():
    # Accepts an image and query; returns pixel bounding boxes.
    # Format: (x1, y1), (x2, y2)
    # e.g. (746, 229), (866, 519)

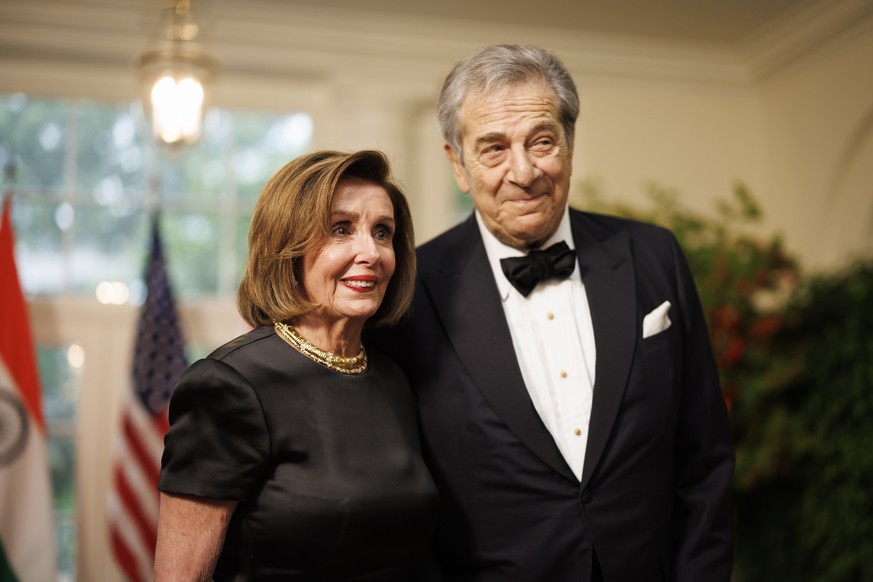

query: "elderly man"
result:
(384, 44), (734, 581)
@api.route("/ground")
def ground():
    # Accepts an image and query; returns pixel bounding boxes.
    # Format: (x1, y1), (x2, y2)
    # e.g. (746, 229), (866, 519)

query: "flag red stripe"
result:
(110, 526), (145, 582)
(114, 465), (159, 552)
(123, 412), (161, 484)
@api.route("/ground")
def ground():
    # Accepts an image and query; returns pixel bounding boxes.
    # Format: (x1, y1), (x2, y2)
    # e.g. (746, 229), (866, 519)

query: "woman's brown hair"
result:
(237, 150), (415, 328)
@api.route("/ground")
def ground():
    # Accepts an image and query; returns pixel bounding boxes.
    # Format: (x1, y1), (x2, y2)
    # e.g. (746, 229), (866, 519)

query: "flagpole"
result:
(2, 157), (16, 205)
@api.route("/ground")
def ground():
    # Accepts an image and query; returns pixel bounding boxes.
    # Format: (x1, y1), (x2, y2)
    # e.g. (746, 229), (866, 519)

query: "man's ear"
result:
(444, 143), (469, 194)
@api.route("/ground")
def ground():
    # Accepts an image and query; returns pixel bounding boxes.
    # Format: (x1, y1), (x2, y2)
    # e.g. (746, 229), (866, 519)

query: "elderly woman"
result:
(153, 150), (438, 581)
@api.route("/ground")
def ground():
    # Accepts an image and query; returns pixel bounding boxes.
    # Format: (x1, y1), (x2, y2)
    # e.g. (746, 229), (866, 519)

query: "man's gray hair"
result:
(437, 44), (580, 156)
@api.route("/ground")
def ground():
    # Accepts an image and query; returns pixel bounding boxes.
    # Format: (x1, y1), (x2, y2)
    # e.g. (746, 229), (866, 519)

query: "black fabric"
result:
(159, 326), (439, 581)
(499, 240), (576, 296)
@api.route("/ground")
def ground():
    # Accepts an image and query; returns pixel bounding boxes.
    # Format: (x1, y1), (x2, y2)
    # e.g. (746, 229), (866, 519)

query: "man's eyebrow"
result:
(473, 132), (505, 148)
(473, 122), (560, 149)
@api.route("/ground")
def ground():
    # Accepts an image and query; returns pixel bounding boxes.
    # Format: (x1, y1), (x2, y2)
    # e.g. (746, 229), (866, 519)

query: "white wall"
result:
(756, 22), (873, 269)
(570, 75), (762, 214)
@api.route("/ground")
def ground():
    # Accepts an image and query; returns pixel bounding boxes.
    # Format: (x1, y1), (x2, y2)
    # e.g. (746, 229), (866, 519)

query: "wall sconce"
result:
(135, 0), (218, 148)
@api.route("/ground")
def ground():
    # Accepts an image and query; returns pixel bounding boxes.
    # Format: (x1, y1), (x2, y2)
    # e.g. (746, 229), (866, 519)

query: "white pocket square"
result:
(642, 300), (672, 339)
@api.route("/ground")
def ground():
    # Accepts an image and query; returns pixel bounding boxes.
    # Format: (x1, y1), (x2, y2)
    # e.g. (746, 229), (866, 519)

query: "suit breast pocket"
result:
(635, 326), (678, 380)
(639, 326), (673, 355)
(621, 329), (680, 436)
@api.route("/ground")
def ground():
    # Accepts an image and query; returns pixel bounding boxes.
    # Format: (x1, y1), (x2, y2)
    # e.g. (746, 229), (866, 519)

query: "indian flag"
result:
(0, 196), (56, 582)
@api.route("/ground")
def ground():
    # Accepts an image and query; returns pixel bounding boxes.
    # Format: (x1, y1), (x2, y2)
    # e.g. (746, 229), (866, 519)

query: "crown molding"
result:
(0, 0), (748, 101)
(211, 1), (749, 87)
(742, 0), (873, 81)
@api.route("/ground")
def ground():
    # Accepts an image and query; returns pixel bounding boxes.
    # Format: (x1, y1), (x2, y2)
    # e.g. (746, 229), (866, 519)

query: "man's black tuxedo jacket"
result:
(381, 209), (734, 582)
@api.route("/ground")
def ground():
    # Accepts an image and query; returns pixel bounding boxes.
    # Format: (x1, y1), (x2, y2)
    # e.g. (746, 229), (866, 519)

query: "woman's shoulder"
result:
(172, 327), (279, 411)
(207, 325), (277, 361)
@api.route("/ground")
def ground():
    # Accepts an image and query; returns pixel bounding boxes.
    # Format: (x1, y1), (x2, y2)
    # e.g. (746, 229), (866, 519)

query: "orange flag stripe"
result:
(0, 196), (46, 432)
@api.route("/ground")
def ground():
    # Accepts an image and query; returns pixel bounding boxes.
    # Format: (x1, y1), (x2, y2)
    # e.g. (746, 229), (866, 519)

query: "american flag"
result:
(108, 215), (187, 582)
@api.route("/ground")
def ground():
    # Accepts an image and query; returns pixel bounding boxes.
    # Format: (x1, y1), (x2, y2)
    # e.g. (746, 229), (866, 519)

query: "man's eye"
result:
(479, 145), (506, 166)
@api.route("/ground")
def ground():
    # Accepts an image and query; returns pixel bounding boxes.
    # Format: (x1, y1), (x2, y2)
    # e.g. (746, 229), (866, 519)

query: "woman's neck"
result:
(291, 316), (364, 357)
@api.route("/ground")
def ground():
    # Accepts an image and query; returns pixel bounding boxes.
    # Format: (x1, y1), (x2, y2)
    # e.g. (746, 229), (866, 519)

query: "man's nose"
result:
(508, 146), (536, 187)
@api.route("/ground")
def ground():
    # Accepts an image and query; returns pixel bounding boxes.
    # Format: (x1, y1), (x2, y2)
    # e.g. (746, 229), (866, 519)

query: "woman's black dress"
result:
(158, 326), (439, 581)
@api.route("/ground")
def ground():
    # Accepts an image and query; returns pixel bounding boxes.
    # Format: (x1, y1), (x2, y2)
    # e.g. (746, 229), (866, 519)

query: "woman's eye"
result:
(332, 225), (350, 236)
(374, 227), (393, 241)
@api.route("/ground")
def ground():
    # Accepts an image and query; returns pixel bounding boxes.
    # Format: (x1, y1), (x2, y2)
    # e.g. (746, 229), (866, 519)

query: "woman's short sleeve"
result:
(158, 358), (270, 500)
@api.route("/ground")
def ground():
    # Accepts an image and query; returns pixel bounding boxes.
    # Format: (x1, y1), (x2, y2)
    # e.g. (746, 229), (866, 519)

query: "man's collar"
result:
(475, 207), (576, 299)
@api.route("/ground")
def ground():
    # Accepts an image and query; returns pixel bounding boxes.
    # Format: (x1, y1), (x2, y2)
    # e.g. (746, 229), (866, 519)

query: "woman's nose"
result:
(353, 233), (380, 263)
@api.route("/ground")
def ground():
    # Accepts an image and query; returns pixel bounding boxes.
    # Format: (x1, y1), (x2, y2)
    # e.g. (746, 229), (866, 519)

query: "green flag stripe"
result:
(0, 540), (20, 582)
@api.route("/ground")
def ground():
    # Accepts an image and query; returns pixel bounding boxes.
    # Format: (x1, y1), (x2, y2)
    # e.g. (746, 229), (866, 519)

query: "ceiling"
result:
(1, 0), (869, 108)
(275, 0), (820, 45)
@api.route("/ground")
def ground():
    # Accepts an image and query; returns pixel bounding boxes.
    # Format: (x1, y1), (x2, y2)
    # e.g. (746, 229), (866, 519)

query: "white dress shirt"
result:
(476, 208), (596, 481)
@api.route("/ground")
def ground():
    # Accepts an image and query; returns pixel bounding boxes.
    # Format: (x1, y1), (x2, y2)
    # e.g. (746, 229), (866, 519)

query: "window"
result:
(1, 93), (313, 299)
(2, 92), (313, 577)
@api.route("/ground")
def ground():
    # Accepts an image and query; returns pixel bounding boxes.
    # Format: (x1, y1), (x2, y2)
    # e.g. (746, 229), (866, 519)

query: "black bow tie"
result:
(500, 241), (576, 297)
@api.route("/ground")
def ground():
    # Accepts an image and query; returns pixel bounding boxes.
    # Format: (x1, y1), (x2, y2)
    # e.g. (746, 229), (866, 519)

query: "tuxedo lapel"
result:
(420, 218), (575, 482)
(570, 212), (637, 490)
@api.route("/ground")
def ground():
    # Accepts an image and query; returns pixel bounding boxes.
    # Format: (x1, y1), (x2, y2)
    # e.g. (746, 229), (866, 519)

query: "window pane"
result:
(11, 199), (66, 296)
(0, 93), (68, 193)
(70, 206), (148, 295)
(162, 211), (221, 298)
(75, 100), (148, 203)
(157, 108), (233, 207)
(234, 111), (313, 209)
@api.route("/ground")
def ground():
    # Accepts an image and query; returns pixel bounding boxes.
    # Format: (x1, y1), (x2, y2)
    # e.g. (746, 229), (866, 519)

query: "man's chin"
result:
(510, 219), (561, 247)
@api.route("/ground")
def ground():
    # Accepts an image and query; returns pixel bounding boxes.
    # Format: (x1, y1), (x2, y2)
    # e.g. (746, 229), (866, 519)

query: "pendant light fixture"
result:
(135, 0), (218, 148)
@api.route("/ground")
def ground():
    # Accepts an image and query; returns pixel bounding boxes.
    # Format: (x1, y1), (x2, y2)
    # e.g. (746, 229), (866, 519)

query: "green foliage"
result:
(578, 182), (873, 582)
(735, 260), (873, 582)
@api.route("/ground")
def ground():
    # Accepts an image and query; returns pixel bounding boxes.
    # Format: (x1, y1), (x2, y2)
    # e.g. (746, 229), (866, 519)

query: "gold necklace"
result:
(274, 321), (368, 375)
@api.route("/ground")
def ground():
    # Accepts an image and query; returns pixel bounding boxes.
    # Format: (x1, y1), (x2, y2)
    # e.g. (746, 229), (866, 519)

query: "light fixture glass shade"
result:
(150, 74), (205, 145)
(135, 0), (217, 148)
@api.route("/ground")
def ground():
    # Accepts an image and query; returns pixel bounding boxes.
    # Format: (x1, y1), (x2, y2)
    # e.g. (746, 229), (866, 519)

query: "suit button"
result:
(580, 489), (593, 504)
